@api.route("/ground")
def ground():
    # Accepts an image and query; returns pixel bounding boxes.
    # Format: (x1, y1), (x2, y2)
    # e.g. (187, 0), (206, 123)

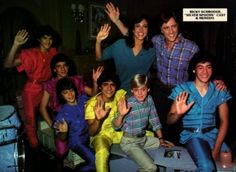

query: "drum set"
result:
(0, 105), (25, 172)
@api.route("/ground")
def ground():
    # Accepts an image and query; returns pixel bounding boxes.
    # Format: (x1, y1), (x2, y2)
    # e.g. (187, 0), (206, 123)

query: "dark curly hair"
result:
(50, 53), (77, 77)
(188, 51), (215, 81)
(32, 25), (62, 48)
(97, 70), (120, 90)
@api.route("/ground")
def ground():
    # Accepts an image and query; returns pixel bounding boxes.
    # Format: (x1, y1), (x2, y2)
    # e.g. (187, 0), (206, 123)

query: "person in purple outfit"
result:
(39, 53), (102, 170)
(54, 77), (95, 172)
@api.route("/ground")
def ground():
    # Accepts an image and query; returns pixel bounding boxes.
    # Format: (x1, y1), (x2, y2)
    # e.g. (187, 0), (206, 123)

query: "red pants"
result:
(22, 89), (43, 148)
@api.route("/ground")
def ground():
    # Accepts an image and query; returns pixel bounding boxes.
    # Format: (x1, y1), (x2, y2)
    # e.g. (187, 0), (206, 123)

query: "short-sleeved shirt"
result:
(168, 81), (231, 150)
(17, 47), (57, 92)
(152, 34), (199, 87)
(114, 95), (162, 136)
(54, 95), (89, 148)
(102, 39), (155, 94)
(85, 89), (126, 143)
(43, 76), (86, 112)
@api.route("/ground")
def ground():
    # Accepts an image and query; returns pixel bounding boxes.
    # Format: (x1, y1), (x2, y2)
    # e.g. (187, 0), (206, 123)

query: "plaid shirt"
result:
(152, 34), (199, 87)
(115, 95), (162, 136)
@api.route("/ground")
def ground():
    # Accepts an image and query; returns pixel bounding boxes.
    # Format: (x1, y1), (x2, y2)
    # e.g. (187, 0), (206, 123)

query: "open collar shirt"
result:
(152, 34), (199, 87)
(169, 81), (231, 149)
(16, 47), (57, 92)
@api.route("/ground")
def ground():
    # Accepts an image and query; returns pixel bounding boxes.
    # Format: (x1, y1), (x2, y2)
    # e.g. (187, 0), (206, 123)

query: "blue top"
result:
(54, 94), (89, 148)
(152, 34), (199, 87)
(102, 39), (155, 95)
(169, 81), (231, 150)
(113, 95), (162, 136)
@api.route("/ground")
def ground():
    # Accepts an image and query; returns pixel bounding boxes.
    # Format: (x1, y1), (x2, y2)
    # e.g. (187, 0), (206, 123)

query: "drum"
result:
(0, 105), (24, 172)
(0, 136), (25, 172)
(0, 105), (21, 145)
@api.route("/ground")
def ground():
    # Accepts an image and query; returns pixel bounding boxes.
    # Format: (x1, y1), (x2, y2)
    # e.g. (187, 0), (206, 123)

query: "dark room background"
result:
(0, 0), (236, 148)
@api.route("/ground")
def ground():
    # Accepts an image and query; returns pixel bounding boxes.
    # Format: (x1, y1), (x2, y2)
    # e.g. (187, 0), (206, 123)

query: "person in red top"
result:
(4, 25), (59, 149)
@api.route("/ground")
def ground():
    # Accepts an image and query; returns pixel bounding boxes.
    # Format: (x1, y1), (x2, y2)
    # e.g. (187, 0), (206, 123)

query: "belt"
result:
(28, 79), (42, 85)
(184, 126), (215, 134)
(123, 133), (145, 138)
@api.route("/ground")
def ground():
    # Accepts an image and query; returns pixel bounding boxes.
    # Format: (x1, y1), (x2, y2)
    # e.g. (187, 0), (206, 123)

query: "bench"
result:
(110, 144), (236, 172)
(110, 144), (197, 172)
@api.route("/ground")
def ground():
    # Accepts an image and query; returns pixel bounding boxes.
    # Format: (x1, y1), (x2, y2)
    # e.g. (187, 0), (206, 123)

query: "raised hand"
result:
(53, 118), (68, 133)
(105, 2), (120, 23)
(118, 96), (131, 117)
(94, 98), (111, 120)
(92, 66), (104, 82)
(14, 29), (29, 46)
(175, 91), (194, 115)
(96, 24), (111, 43)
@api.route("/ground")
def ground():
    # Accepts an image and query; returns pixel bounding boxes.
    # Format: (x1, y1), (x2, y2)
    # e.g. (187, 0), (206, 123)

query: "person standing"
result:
(95, 14), (155, 96)
(4, 25), (59, 149)
(105, 3), (226, 144)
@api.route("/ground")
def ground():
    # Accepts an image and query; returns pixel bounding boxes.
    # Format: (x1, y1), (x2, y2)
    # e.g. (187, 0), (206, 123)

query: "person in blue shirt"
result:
(95, 14), (155, 96)
(104, 3), (227, 145)
(54, 77), (95, 172)
(167, 51), (232, 171)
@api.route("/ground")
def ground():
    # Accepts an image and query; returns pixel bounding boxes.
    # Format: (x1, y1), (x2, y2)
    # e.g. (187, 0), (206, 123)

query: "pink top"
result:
(43, 76), (86, 112)
(17, 47), (57, 92)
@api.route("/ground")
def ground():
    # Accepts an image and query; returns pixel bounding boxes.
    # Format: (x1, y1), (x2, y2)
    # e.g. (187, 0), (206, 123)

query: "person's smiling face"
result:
(195, 62), (213, 83)
(39, 35), (53, 52)
(133, 19), (148, 41)
(100, 81), (116, 102)
(54, 61), (69, 79)
(131, 86), (149, 102)
(161, 17), (179, 43)
(61, 89), (76, 105)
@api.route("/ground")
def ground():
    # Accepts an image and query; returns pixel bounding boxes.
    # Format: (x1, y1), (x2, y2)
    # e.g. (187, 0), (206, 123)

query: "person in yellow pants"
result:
(85, 70), (125, 172)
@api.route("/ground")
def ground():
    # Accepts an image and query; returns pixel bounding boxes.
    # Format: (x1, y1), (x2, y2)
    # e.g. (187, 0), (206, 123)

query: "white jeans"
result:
(120, 136), (160, 172)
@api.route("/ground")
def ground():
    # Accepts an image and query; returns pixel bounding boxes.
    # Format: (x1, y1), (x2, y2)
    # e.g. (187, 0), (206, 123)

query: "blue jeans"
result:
(185, 137), (216, 172)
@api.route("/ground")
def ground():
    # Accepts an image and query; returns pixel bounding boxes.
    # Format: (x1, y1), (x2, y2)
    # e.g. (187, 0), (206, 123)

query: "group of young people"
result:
(3, 2), (232, 172)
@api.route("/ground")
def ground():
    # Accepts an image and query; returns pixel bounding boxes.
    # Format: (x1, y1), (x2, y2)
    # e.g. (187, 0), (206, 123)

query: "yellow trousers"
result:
(92, 131), (122, 172)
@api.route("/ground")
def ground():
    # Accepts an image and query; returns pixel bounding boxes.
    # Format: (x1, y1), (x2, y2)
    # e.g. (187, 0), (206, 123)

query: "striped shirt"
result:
(114, 95), (162, 136)
(152, 34), (199, 87)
